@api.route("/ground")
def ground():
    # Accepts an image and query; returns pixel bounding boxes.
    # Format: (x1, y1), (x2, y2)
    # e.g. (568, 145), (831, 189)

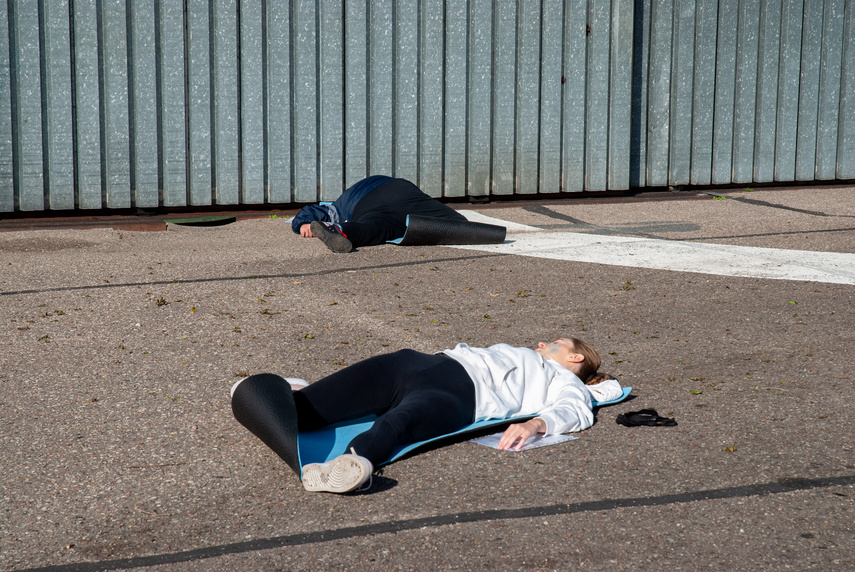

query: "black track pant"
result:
(292, 350), (476, 466)
(339, 179), (466, 248)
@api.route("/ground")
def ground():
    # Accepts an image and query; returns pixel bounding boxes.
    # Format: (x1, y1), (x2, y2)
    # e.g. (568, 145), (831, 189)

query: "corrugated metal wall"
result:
(0, 0), (852, 213)
(633, 0), (854, 188)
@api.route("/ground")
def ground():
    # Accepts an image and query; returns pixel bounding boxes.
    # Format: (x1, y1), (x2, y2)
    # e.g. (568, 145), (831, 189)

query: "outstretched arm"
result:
(497, 418), (547, 450)
(291, 204), (333, 234)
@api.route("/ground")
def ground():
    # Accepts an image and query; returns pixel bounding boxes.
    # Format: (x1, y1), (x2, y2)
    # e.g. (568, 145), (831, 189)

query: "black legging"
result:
(339, 179), (466, 248)
(292, 350), (476, 466)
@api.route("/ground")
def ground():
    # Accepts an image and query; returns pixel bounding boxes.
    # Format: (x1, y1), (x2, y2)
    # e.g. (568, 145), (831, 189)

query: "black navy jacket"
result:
(291, 175), (395, 233)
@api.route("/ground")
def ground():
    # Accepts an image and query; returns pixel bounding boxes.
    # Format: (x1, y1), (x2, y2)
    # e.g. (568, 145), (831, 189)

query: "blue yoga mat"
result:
(296, 386), (632, 473)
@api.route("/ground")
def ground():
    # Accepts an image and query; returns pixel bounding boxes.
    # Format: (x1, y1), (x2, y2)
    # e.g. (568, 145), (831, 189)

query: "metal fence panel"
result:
(160, 1), (188, 207)
(102, 0), (132, 208)
(816, 0), (846, 180)
(264, 0), (290, 203)
(608, 0), (633, 190)
(491, 0), (516, 196)
(319, 0), (344, 199)
(628, 0), (650, 188)
(369, 0), (393, 178)
(444, 0), (467, 198)
(292, 0), (317, 203)
(0, 0), (12, 212)
(775, 0), (804, 182)
(753, 0), (782, 183)
(468, 0), (493, 197)
(645, 0), (672, 187)
(585, 0), (612, 191)
(539, 0), (564, 194)
(668, 0), (695, 186)
(419, 0), (444, 197)
(129, 0), (159, 208)
(1, 0), (853, 215)
(562, 0), (588, 192)
(395, 1), (419, 185)
(711, 0), (737, 185)
(689, 0), (717, 185)
(72, 0), (102, 209)
(43, 0), (74, 210)
(240, 0), (264, 203)
(839, 0), (855, 179)
(344, 0), (368, 187)
(732, 0), (760, 185)
(11, 0), (44, 211)
(797, 0), (824, 181)
(212, 0), (239, 203)
(515, 0), (540, 194)
(187, 0), (213, 206)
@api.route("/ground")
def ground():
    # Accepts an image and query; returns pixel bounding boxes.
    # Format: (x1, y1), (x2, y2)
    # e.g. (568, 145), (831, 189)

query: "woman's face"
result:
(534, 339), (579, 369)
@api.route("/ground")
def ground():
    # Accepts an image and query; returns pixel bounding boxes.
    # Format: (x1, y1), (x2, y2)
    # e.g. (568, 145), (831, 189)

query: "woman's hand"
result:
(300, 223), (315, 237)
(497, 418), (547, 450)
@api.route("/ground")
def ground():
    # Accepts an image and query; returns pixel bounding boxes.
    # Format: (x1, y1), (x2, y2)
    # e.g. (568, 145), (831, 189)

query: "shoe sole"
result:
(302, 455), (371, 493)
(310, 221), (353, 253)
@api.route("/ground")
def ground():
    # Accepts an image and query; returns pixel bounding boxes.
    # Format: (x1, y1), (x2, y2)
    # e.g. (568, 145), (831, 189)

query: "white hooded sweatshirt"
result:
(443, 343), (623, 435)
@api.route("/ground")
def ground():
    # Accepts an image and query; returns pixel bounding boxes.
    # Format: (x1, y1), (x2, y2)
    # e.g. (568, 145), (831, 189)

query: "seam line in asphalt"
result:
(0, 253), (506, 297)
(19, 474), (855, 572)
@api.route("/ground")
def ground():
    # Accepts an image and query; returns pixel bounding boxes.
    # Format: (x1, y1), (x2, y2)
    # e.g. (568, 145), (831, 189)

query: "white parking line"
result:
(457, 211), (855, 285)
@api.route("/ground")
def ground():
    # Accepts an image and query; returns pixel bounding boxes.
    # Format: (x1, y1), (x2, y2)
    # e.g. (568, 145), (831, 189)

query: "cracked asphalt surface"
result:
(1, 186), (853, 571)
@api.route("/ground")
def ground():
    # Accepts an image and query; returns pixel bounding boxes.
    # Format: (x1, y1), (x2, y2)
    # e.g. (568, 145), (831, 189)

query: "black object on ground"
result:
(616, 409), (677, 427)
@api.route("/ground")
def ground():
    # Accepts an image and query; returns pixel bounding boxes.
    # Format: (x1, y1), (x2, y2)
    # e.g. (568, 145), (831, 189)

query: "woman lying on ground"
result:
(233, 338), (623, 494)
(292, 175), (466, 252)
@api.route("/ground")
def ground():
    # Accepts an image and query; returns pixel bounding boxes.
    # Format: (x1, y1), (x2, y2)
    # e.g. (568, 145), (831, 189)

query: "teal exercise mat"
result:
(231, 373), (631, 479)
(388, 215), (506, 246)
(299, 386), (632, 469)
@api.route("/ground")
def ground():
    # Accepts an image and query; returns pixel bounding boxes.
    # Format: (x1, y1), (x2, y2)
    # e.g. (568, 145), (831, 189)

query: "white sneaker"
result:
(230, 376), (308, 397)
(230, 377), (248, 398)
(301, 448), (373, 493)
(285, 378), (309, 390)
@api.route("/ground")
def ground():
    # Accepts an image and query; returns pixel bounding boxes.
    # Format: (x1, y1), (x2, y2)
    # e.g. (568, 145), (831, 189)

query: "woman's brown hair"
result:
(566, 338), (602, 383)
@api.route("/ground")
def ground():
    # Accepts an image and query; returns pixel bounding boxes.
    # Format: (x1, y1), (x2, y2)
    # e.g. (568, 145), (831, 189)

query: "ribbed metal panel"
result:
(102, 0), (132, 208)
(840, 0), (855, 179)
(72, 0), (103, 209)
(129, 0), (159, 208)
(419, 0), (444, 197)
(0, 0), (11, 212)
(609, 0), (633, 190)
(187, 0), (213, 206)
(161, 1), (190, 206)
(319, 0), (343, 200)
(689, 0), (717, 185)
(633, 0), (855, 189)
(265, 0), (291, 203)
(43, 0), (75, 210)
(395, 0), (419, 185)
(292, 0), (317, 203)
(212, 0), (240, 204)
(241, 0), (264, 204)
(711, 0), (736, 185)
(754, 0), (781, 184)
(444, 0), (467, 198)
(10, 0), (44, 211)
(1, 0), (852, 214)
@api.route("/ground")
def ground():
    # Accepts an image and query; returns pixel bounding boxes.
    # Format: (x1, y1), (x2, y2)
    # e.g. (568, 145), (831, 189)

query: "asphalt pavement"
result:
(1, 185), (853, 571)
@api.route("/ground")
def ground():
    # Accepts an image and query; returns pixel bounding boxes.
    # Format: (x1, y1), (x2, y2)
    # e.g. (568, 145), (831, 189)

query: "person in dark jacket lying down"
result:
(291, 175), (467, 253)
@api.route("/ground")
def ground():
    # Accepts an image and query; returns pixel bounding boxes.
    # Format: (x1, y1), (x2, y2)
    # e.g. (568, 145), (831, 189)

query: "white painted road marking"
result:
(457, 211), (855, 285)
